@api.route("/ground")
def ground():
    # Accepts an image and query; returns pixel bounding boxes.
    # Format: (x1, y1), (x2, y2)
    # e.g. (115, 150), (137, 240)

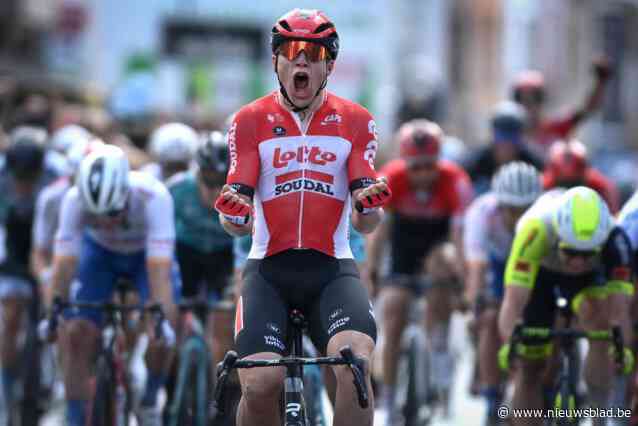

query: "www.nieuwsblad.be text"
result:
(498, 405), (631, 419)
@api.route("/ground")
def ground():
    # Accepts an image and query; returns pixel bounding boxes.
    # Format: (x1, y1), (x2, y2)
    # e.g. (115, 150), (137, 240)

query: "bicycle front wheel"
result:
(92, 355), (115, 426)
(169, 337), (209, 426)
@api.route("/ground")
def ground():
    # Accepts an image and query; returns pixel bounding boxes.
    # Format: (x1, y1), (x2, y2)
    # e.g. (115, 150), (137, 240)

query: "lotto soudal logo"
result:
(274, 170), (335, 197)
(273, 146), (337, 168)
(227, 122), (238, 175)
(275, 178), (335, 197)
(321, 113), (342, 125)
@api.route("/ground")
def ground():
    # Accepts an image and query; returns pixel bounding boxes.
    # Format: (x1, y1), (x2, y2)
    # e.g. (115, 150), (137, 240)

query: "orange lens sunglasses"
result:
(279, 40), (329, 62)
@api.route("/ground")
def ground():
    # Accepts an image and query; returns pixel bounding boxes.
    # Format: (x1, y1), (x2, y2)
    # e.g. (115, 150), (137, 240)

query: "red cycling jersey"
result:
(532, 112), (579, 147)
(542, 168), (620, 213)
(381, 158), (474, 224)
(227, 91), (379, 259)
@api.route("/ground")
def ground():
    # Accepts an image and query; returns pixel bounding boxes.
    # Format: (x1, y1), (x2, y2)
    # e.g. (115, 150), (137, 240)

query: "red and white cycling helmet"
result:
(397, 119), (443, 163)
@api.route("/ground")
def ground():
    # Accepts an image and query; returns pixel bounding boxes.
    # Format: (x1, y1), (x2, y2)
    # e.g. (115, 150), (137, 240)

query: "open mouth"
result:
(293, 71), (310, 91)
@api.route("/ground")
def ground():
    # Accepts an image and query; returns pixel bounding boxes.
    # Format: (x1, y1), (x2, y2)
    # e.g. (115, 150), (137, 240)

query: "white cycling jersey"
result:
(463, 192), (515, 263)
(32, 177), (72, 252)
(54, 171), (175, 258)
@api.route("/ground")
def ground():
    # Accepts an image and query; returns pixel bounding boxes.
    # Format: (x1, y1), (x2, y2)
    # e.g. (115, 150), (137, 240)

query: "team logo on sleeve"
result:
(227, 122), (238, 175)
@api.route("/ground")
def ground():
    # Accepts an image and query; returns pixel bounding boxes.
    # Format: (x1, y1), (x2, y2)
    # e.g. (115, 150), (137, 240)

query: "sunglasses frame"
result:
(278, 40), (329, 63)
(558, 246), (598, 259)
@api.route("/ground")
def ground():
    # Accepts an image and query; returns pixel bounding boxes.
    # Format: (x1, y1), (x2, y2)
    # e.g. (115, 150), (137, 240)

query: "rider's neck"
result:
(278, 90), (327, 123)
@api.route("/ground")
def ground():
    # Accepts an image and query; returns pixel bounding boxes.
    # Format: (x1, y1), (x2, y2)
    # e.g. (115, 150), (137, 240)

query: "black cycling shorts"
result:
(234, 249), (377, 358)
(521, 266), (605, 329)
(176, 242), (233, 299)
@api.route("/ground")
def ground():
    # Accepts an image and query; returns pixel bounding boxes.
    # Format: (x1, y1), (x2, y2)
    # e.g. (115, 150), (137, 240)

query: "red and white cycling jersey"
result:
(227, 91), (378, 259)
(381, 158), (473, 225)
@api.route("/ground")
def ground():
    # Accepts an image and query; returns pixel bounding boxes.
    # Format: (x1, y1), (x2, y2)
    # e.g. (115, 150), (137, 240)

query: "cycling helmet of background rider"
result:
(490, 100), (530, 165)
(511, 70), (545, 109)
(149, 122), (199, 179)
(544, 139), (588, 188)
(553, 186), (614, 253)
(542, 139), (620, 213)
(76, 144), (130, 216)
(491, 161), (542, 230)
(6, 127), (46, 182)
(196, 130), (228, 189)
(397, 119), (444, 189)
(271, 8), (339, 112)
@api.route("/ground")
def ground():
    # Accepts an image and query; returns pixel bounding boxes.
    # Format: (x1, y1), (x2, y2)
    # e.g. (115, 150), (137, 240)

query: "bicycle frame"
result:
(215, 310), (369, 426)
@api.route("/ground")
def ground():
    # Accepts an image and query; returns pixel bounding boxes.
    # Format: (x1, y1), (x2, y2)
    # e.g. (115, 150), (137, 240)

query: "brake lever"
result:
(339, 346), (369, 409)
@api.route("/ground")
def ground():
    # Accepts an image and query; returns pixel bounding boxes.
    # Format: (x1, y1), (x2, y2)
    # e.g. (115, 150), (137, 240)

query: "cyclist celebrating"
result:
(542, 138), (620, 213)
(463, 162), (542, 425)
(144, 122), (199, 181)
(462, 100), (544, 195)
(214, 9), (390, 426)
(367, 119), (473, 423)
(499, 187), (633, 425)
(511, 58), (611, 148)
(167, 130), (234, 373)
(50, 145), (177, 426)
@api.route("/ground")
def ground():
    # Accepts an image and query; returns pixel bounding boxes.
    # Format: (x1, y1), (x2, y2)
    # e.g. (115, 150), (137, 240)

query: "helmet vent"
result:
(88, 158), (104, 205)
(314, 22), (334, 34)
(278, 20), (292, 32)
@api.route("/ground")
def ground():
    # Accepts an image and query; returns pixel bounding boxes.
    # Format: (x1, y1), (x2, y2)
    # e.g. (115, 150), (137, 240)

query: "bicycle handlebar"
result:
(45, 297), (165, 342)
(508, 324), (624, 369)
(214, 345), (369, 413)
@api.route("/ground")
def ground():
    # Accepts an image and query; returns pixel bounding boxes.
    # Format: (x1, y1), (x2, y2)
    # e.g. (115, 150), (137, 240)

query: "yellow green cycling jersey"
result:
(505, 190), (634, 294)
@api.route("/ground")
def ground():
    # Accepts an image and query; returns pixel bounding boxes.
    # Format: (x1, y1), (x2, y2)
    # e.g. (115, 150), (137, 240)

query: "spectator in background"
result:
(542, 139), (620, 213)
(462, 101), (544, 195)
(512, 57), (612, 149)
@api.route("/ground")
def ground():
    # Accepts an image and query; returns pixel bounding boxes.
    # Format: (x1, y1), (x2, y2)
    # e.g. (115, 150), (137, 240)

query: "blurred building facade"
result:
(1, 0), (637, 154)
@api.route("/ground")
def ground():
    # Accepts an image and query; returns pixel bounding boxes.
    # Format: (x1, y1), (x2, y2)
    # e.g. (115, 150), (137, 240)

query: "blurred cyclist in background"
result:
(463, 162), (542, 425)
(167, 130), (235, 372)
(0, 131), (56, 417)
(30, 125), (97, 298)
(50, 145), (177, 426)
(499, 187), (633, 425)
(462, 101), (544, 195)
(511, 57), (612, 149)
(368, 119), (473, 423)
(542, 139), (620, 213)
(144, 122), (199, 182)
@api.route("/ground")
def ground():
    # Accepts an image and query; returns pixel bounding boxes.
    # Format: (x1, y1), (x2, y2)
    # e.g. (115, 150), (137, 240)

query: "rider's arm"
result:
(449, 170), (475, 277)
(499, 217), (548, 340)
(575, 57), (611, 122)
(348, 111), (388, 234)
(463, 198), (489, 305)
(219, 110), (259, 236)
(145, 184), (177, 319)
(365, 213), (390, 282)
(30, 188), (55, 286)
(50, 189), (82, 305)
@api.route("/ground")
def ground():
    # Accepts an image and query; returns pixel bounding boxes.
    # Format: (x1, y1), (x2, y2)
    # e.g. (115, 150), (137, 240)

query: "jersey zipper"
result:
(282, 95), (320, 249)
